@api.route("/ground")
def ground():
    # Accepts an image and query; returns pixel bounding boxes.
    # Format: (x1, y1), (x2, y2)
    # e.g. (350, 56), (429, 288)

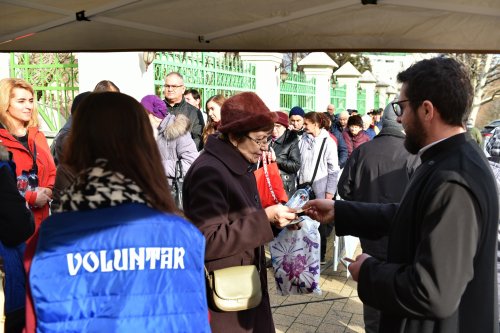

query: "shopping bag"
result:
(254, 153), (288, 208)
(269, 217), (322, 295)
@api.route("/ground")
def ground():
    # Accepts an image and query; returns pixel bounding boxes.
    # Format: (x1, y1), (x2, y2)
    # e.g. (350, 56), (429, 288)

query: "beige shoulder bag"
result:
(205, 250), (263, 312)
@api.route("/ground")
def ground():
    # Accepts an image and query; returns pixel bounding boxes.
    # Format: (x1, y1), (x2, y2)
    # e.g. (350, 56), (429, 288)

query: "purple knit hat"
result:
(140, 95), (167, 119)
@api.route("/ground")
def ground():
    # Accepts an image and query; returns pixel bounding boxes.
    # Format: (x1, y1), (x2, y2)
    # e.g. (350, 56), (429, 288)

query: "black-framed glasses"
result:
(164, 84), (184, 90)
(245, 135), (273, 147)
(391, 99), (410, 117)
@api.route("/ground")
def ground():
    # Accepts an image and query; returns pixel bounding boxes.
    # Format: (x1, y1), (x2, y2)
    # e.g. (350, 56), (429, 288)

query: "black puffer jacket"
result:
(270, 129), (301, 198)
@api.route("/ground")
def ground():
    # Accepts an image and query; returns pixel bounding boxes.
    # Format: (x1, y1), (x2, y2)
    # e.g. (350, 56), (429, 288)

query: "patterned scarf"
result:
(56, 159), (150, 213)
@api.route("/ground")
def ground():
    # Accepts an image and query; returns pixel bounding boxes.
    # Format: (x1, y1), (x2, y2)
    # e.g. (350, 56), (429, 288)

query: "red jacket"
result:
(0, 126), (56, 229)
(0, 126), (55, 333)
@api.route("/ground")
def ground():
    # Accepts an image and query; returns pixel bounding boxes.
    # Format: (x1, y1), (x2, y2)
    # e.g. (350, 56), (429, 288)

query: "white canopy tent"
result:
(0, 0), (499, 52)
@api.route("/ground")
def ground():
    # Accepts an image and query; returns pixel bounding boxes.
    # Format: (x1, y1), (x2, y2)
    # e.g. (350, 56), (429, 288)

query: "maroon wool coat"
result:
(182, 134), (275, 333)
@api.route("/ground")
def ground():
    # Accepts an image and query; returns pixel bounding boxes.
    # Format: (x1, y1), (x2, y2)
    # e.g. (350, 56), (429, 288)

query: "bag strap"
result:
(175, 159), (183, 179)
(261, 153), (279, 205)
(310, 138), (326, 183)
(204, 247), (263, 277)
(31, 141), (38, 174)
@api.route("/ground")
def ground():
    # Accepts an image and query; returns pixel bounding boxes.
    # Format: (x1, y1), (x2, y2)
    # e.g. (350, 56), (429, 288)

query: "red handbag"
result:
(254, 152), (288, 208)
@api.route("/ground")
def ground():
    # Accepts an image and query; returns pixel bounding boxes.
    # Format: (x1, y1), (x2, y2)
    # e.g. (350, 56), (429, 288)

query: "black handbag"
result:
(170, 159), (183, 209)
(297, 138), (326, 200)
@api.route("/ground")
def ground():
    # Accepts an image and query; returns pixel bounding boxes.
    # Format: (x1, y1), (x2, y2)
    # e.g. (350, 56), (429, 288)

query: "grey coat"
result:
(156, 114), (199, 183)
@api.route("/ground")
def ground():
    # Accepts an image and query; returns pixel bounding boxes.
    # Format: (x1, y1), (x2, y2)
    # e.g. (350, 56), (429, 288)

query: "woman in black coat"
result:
(269, 111), (301, 198)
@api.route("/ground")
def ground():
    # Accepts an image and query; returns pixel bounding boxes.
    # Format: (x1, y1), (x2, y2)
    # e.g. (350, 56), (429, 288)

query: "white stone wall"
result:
(77, 52), (155, 101)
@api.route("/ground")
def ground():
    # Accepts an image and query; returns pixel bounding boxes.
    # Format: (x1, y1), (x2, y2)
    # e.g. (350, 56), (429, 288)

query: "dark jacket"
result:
(165, 97), (205, 151)
(335, 134), (499, 333)
(337, 127), (414, 260)
(0, 152), (33, 326)
(0, 164), (34, 246)
(270, 129), (300, 198)
(342, 130), (371, 157)
(329, 127), (348, 168)
(183, 135), (275, 333)
(50, 115), (72, 166)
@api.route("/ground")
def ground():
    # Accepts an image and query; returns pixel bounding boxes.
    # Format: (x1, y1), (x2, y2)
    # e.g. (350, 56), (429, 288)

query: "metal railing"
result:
(330, 84), (347, 113)
(9, 53), (79, 132)
(357, 88), (366, 115)
(280, 71), (316, 112)
(153, 52), (256, 108)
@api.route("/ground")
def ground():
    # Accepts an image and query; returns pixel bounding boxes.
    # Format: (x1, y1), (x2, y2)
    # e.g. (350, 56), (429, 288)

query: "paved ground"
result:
(266, 233), (365, 333)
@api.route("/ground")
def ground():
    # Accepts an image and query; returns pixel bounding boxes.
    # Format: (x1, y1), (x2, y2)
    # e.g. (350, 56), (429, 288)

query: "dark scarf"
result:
(56, 159), (150, 213)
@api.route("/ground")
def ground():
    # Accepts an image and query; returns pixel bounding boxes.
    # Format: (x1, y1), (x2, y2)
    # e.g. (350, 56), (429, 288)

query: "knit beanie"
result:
(381, 102), (403, 130)
(289, 106), (305, 118)
(347, 115), (363, 128)
(486, 127), (500, 157)
(218, 92), (277, 134)
(140, 95), (168, 119)
(274, 111), (289, 127)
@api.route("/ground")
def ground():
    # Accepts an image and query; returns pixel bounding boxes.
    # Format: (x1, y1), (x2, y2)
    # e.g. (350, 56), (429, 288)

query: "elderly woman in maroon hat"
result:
(269, 111), (301, 198)
(182, 92), (296, 333)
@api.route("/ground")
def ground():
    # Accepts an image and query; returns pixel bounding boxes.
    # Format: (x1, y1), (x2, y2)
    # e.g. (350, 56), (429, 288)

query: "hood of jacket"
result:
(159, 114), (191, 141)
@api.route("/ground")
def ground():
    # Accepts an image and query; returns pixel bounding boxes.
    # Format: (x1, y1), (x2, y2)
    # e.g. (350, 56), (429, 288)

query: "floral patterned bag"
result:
(269, 217), (322, 296)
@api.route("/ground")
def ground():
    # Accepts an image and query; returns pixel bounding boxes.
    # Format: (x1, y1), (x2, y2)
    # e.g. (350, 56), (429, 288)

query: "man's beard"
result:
(404, 117), (426, 154)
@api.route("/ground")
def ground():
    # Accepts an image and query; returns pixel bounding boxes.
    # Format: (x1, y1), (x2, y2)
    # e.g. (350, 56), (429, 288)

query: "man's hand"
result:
(347, 253), (371, 282)
(303, 199), (335, 224)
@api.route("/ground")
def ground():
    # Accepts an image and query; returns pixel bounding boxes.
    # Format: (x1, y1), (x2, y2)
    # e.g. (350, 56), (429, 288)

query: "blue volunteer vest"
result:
(30, 203), (210, 333)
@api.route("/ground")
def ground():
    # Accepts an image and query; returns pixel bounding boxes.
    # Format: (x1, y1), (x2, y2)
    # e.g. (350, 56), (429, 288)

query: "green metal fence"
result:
(153, 52), (256, 108)
(330, 84), (347, 113)
(280, 72), (316, 112)
(9, 53), (79, 133)
(357, 88), (366, 115)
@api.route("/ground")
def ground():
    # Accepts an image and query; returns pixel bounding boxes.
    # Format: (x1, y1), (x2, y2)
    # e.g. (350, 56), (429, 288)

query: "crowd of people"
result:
(0, 56), (498, 333)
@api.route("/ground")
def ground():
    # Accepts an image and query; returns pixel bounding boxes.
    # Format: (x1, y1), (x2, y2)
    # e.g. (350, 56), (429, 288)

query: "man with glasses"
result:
(164, 72), (205, 150)
(305, 56), (499, 333)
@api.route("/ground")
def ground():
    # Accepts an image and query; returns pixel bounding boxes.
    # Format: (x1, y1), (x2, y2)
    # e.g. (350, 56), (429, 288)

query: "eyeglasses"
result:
(164, 84), (184, 90)
(391, 99), (410, 117)
(245, 135), (273, 147)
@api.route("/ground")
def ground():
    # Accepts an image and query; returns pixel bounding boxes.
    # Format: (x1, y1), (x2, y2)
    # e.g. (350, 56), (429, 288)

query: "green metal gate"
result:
(9, 53), (79, 133)
(280, 72), (316, 112)
(330, 84), (347, 113)
(357, 88), (367, 115)
(153, 52), (256, 108)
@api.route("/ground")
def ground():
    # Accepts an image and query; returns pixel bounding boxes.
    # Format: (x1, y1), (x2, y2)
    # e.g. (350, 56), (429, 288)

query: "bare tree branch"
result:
(480, 89), (500, 105)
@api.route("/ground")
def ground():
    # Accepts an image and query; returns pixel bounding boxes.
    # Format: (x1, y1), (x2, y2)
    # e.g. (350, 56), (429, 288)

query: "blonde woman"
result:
(0, 78), (55, 332)
(0, 78), (55, 232)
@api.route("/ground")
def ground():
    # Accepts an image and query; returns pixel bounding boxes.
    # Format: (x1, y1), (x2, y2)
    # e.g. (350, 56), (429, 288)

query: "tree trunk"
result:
(469, 54), (493, 126)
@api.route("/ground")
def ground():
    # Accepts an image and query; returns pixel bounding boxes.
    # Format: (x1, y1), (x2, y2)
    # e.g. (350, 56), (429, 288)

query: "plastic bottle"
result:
(285, 188), (310, 224)
(27, 172), (39, 192)
(17, 171), (29, 196)
(286, 187), (310, 210)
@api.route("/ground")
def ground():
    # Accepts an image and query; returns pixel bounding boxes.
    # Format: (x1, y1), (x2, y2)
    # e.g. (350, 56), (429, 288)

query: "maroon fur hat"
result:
(274, 111), (289, 128)
(219, 92), (277, 134)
